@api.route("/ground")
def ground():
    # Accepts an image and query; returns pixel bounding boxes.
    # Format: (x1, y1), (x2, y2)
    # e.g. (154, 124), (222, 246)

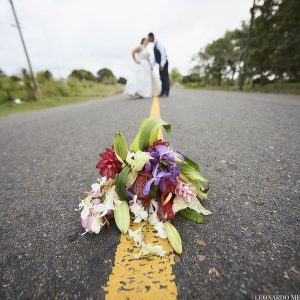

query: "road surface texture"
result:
(1, 89), (299, 299)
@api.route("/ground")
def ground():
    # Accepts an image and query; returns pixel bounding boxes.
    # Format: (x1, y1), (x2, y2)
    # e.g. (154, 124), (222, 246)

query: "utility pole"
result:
(9, 0), (39, 99)
(239, 0), (256, 91)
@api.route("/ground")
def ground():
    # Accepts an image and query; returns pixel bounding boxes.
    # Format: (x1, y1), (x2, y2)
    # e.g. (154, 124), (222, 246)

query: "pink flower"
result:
(175, 179), (197, 203)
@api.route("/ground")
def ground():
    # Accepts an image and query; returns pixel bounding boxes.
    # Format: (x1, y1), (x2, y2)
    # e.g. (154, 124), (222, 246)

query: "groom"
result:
(148, 32), (170, 97)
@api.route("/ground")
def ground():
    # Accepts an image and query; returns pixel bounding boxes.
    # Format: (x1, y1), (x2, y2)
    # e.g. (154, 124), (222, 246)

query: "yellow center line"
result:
(103, 97), (178, 299)
(149, 96), (163, 139)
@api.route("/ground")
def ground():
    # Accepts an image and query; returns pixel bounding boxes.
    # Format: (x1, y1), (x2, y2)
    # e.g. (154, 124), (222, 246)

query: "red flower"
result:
(160, 180), (175, 220)
(132, 171), (151, 199)
(96, 146), (122, 179)
(161, 200), (175, 220)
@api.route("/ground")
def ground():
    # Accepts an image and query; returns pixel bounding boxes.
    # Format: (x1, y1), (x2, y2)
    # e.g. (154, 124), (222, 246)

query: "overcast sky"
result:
(0, 0), (252, 78)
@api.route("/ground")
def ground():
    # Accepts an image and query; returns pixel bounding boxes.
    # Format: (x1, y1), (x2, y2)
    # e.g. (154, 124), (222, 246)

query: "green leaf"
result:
(115, 165), (130, 201)
(149, 183), (158, 197)
(130, 119), (148, 152)
(183, 155), (200, 171)
(130, 118), (171, 151)
(193, 180), (209, 199)
(179, 208), (206, 224)
(148, 121), (171, 146)
(114, 201), (130, 233)
(164, 221), (183, 254)
(114, 131), (128, 162)
(178, 162), (209, 183)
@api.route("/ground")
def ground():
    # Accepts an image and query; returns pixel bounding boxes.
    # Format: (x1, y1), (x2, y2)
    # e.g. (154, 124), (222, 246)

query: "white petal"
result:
(81, 207), (90, 219)
(188, 198), (212, 215)
(91, 183), (100, 193)
(155, 222), (167, 239)
(153, 245), (166, 256)
(91, 215), (102, 234)
(134, 216), (142, 223)
(128, 226), (144, 247)
(172, 196), (188, 213)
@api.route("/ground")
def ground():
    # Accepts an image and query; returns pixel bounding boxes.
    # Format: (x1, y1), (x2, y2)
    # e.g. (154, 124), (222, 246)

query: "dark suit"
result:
(154, 42), (170, 96)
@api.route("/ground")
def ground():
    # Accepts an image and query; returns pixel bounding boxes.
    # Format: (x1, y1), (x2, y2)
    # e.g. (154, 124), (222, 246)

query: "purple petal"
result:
(154, 145), (169, 155)
(144, 160), (152, 172)
(143, 178), (155, 195)
(126, 187), (135, 198)
(157, 171), (172, 178)
(154, 177), (161, 185)
(152, 163), (159, 177)
(160, 178), (166, 192)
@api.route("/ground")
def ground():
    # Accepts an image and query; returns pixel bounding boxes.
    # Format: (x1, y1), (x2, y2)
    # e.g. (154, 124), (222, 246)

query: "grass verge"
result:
(0, 85), (123, 117)
(183, 82), (300, 95)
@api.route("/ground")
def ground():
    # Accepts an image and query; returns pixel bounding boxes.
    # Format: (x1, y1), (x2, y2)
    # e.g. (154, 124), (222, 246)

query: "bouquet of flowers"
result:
(78, 118), (211, 257)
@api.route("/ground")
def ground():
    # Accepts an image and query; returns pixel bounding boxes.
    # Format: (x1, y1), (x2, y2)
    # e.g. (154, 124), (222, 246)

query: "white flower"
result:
(154, 222), (167, 239)
(149, 212), (167, 239)
(91, 214), (104, 234)
(130, 196), (148, 223)
(128, 225), (144, 247)
(173, 196), (212, 215)
(148, 209), (158, 225)
(134, 243), (166, 259)
(148, 202), (167, 239)
(94, 185), (121, 217)
(91, 177), (107, 196)
(105, 185), (122, 205)
(91, 183), (100, 195)
(78, 196), (93, 219)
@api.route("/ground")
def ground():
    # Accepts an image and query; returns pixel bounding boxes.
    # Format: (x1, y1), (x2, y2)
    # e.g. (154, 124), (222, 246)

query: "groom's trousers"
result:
(159, 60), (170, 96)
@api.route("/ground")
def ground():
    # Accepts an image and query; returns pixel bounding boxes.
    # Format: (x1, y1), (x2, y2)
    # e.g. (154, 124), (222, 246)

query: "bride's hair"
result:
(140, 38), (146, 45)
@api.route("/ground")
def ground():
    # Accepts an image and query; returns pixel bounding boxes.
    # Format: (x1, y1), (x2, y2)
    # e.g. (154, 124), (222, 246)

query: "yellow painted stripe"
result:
(103, 97), (177, 299)
(149, 96), (163, 139)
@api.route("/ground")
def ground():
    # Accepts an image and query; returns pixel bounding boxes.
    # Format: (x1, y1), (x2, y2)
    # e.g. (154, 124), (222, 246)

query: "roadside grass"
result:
(183, 82), (300, 95)
(0, 84), (123, 117)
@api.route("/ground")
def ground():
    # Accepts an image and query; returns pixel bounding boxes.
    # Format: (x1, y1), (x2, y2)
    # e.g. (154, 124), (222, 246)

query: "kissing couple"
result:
(125, 32), (170, 98)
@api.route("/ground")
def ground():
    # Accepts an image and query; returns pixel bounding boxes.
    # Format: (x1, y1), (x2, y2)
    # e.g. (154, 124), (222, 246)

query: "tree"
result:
(270, 0), (300, 81)
(37, 70), (53, 82)
(192, 0), (300, 87)
(97, 68), (117, 84)
(170, 68), (182, 83)
(182, 73), (201, 84)
(195, 32), (241, 86)
(247, 0), (278, 85)
(247, 0), (300, 83)
(69, 69), (96, 81)
(117, 77), (127, 84)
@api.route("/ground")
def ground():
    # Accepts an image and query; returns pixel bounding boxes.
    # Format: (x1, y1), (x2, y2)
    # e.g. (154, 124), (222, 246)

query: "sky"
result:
(0, 0), (253, 78)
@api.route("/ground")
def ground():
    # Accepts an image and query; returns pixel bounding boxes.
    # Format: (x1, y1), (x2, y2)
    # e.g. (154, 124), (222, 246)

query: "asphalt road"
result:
(1, 89), (299, 299)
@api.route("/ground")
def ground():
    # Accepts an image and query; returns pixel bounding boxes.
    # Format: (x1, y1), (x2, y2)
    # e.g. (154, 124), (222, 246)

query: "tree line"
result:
(172, 0), (300, 90)
(0, 68), (126, 103)
(68, 68), (126, 85)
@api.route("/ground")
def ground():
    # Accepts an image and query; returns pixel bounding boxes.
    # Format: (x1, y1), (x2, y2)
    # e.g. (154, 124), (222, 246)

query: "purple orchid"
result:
(143, 143), (184, 195)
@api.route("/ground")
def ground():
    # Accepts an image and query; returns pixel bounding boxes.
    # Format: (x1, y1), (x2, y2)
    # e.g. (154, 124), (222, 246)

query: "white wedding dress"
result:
(125, 47), (161, 98)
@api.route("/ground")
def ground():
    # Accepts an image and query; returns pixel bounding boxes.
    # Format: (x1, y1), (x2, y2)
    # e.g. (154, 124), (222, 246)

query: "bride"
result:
(125, 37), (161, 98)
